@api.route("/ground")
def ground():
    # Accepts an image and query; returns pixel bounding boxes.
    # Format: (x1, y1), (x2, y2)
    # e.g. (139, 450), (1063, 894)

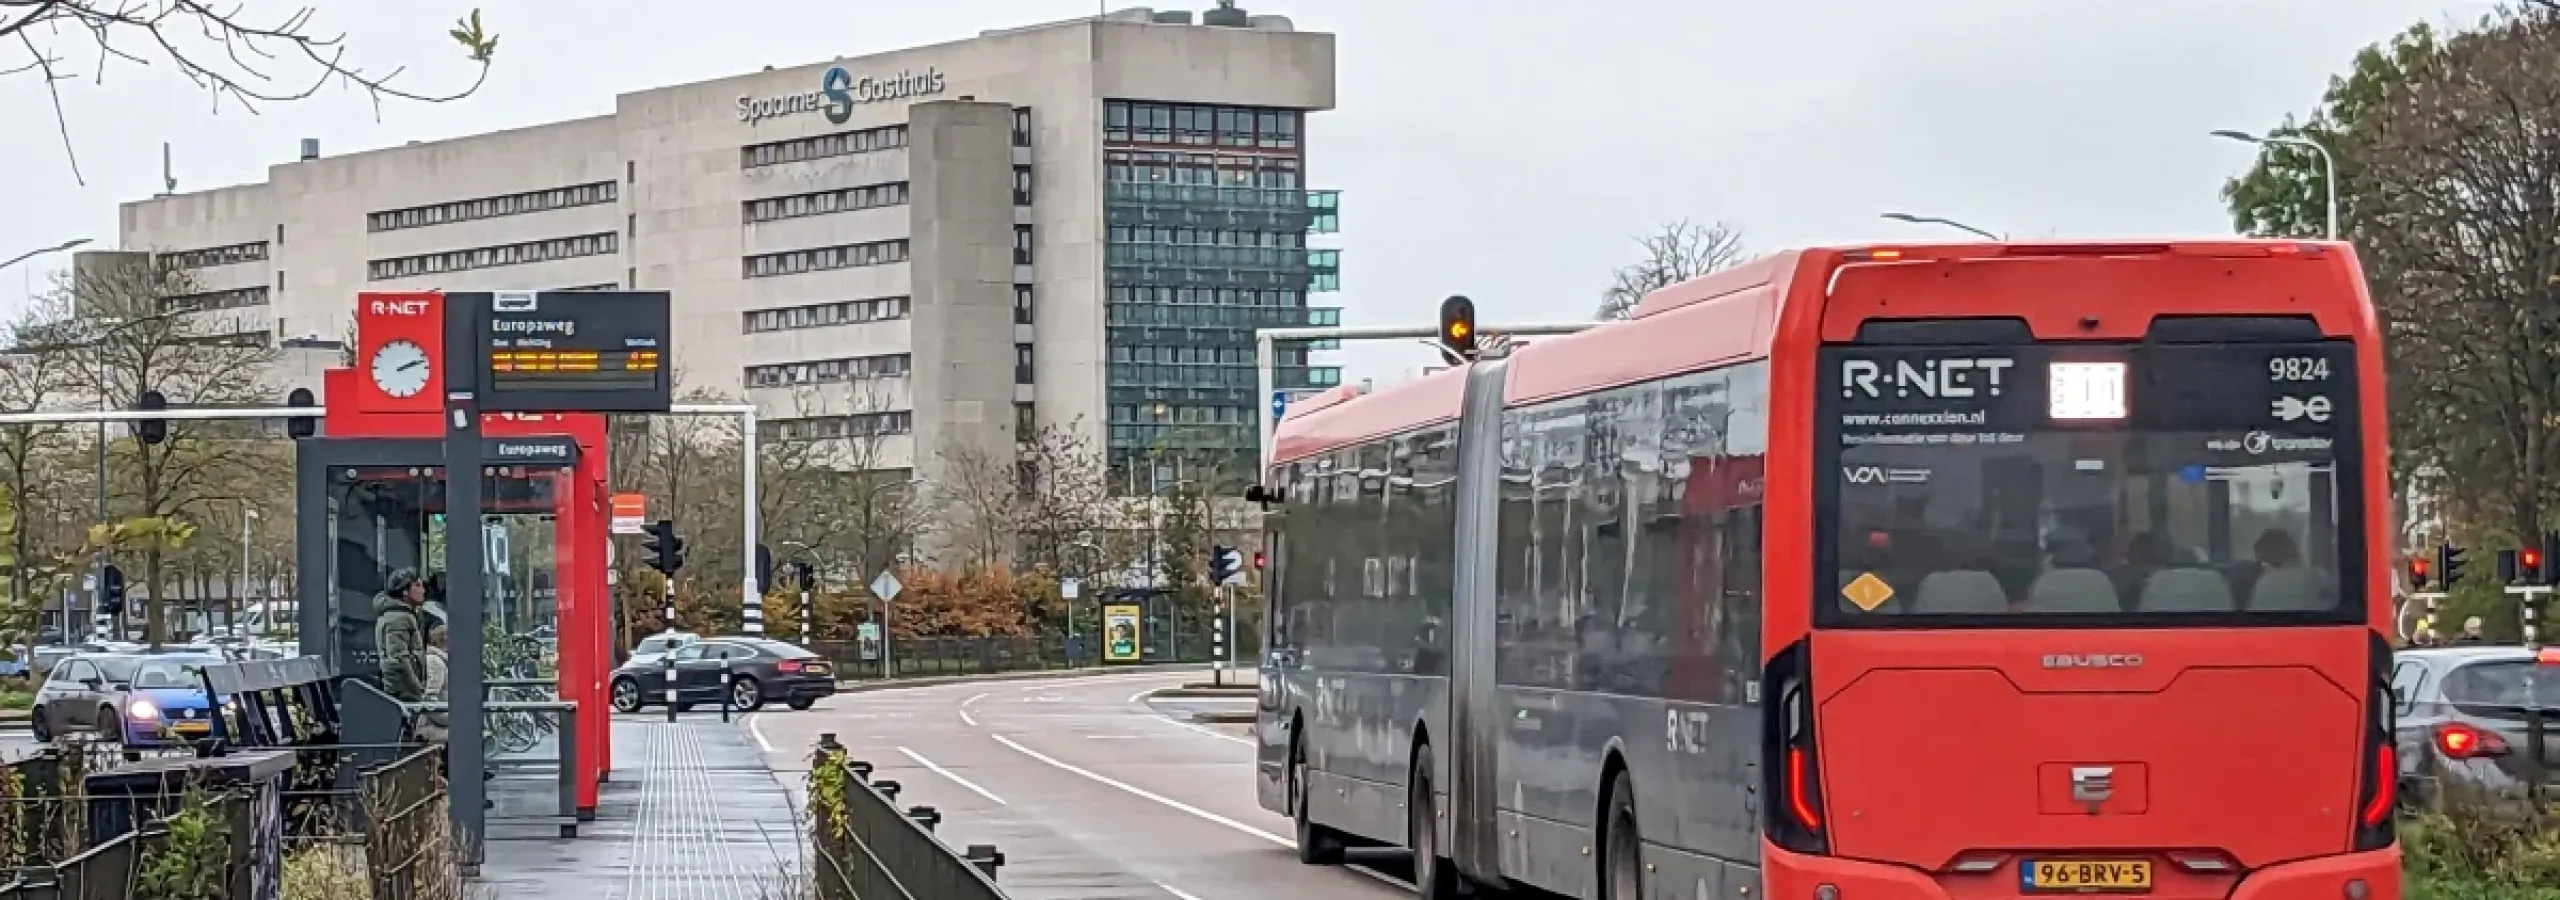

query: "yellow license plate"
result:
(172, 721), (211, 733)
(2025, 860), (2152, 892)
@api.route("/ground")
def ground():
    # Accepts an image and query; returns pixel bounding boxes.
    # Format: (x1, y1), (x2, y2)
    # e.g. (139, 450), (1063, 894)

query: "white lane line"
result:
(897, 746), (1007, 805)
(1160, 715), (1256, 747)
(984, 732), (1416, 889)
(744, 713), (778, 753)
(1157, 884), (1204, 900)
(1129, 686), (1165, 704)
(959, 708), (979, 726)
(959, 691), (988, 726)
(962, 691), (991, 708)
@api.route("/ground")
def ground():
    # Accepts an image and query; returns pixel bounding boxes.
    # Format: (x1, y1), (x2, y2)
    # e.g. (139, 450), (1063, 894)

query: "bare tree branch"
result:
(1, 2), (498, 184)
(1594, 219), (1751, 320)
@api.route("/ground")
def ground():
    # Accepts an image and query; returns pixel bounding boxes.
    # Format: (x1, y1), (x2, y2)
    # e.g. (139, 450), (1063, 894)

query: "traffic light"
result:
(2441, 543), (2469, 588)
(1438, 295), (1478, 360)
(755, 543), (775, 594)
(99, 565), (126, 617)
(284, 387), (319, 439)
(135, 390), (167, 445)
(2523, 543), (2547, 586)
(2408, 555), (2431, 591)
(642, 519), (686, 576)
(792, 561), (817, 591)
(1209, 545), (1244, 586)
(1252, 550), (1267, 571)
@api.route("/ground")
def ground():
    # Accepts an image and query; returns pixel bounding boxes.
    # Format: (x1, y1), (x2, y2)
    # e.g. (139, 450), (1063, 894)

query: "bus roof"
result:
(1271, 238), (2358, 466)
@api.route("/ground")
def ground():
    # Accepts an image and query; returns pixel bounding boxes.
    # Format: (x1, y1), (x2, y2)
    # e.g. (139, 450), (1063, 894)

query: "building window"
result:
(367, 181), (618, 233)
(1105, 101), (1298, 151)
(1011, 107), (1032, 147)
(366, 232), (620, 281)
(1016, 402), (1036, 434)
(627, 160), (635, 183)
(1013, 226), (1033, 266)
(745, 353), (912, 389)
(741, 295), (912, 333)
(1012, 166), (1033, 206)
(558, 282), (619, 291)
(275, 270), (284, 291)
(1013, 284), (1034, 325)
(764, 411), (913, 443)
(743, 181), (909, 224)
(1015, 343), (1034, 384)
(743, 239), (910, 279)
(275, 224), (285, 245)
(740, 124), (908, 170)
(160, 286), (270, 315)
(158, 241), (269, 272)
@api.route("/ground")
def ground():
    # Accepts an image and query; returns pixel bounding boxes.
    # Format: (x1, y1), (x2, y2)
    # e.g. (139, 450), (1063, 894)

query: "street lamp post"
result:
(236, 504), (259, 635)
(0, 238), (90, 273)
(1880, 212), (2002, 241)
(2212, 129), (2339, 240)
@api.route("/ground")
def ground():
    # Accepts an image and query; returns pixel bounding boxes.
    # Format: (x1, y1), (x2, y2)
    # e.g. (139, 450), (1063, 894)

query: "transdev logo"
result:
(736, 65), (948, 125)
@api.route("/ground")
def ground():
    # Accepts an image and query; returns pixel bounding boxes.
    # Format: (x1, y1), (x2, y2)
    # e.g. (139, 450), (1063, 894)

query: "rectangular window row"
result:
(1109, 225), (1303, 249)
(744, 181), (909, 224)
(1108, 150), (1300, 188)
(1105, 101), (1300, 150)
(367, 232), (620, 281)
(746, 352), (912, 389)
(765, 411), (913, 443)
(742, 295), (911, 333)
(368, 181), (618, 233)
(743, 239), (909, 279)
(1108, 286), (1306, 308)
(1111, 403), (1254, 426)
(158, 241), (268, 272)
(1113, 344), (1288, 366)
(161, 286), (270, 314)
(742, 124), (908, 169)
(557, 282), (620, 291)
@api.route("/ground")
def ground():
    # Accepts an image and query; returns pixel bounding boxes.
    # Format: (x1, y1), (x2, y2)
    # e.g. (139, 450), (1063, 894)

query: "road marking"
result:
(744, 713), (778, 753)
(1158, 884), (1204, 900)
(1159, 715), (1256, 747)
(959, 708), (978, 726)
(959, 691), (987, 726)
(897, 746), (1006, 805)
(1129, 686), (1164, 704)
(985, 734), (1414, 892)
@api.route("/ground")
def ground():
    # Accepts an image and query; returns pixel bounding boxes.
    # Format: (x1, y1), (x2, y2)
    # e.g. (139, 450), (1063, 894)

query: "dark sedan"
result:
(2393, 645), (2560, 807)
(608, 637), (834, 714)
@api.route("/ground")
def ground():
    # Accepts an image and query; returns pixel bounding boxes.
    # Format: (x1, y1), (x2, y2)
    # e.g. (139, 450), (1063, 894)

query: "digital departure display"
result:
(460, 290), (674, 413)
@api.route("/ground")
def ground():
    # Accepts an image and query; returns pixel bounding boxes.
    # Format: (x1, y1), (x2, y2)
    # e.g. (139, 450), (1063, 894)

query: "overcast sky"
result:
(0, 0), (2492, 383)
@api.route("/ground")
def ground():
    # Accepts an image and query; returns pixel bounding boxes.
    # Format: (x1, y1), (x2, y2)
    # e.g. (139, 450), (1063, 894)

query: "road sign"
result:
(1272, 390), (1291, 424)
(610, 494), (648, 534)
(870, 569), (903, 602)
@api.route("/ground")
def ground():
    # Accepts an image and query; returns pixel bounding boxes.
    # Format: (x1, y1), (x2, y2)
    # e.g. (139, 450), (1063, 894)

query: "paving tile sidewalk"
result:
(478, 718), (804, 899)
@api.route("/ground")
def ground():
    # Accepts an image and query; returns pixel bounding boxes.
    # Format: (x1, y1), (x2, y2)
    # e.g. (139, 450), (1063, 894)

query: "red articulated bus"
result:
(1255, 241), (2399, 900)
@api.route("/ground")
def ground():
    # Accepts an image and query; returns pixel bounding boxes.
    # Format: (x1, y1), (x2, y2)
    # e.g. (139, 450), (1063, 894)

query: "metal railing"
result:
(361, 748), (447, 900)
(806, 735), (1004, 900)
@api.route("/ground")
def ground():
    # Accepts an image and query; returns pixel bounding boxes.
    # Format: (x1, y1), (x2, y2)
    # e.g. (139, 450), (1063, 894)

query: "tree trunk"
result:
(145, 543), (165, 646)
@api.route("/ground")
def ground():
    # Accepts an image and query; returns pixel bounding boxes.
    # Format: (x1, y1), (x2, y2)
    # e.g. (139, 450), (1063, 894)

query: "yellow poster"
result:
(1103, 604), (1142, 662)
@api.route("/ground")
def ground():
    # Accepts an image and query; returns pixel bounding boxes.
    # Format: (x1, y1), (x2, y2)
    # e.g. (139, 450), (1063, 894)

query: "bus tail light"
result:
(2434, 722), (2509, 759)
(1762, 639), (1829, 854)
(2351, 633), (2396, 851)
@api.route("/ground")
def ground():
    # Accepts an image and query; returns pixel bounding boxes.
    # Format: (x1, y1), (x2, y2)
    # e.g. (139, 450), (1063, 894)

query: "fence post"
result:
(719, 658), (734, 723)
(965, 844), (1005, 881)
(906, 805), (940, 832)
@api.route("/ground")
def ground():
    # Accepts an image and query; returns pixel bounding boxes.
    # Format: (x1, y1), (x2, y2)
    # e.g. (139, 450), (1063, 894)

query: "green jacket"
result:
(374, 595), (428, 702)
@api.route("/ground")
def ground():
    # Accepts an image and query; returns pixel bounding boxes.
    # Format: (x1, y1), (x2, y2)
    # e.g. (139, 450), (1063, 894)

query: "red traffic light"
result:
(2408, 557), (2432, 588)
(2523, 547), (2543, 573)
(1252, 551), (1268, 570)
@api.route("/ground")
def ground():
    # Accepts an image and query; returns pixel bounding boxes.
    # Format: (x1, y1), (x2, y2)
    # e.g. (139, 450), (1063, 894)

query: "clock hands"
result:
(399, 358), (426, 372)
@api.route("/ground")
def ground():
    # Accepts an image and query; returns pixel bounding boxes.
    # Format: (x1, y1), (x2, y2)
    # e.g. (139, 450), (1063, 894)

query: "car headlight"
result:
(126, 698), (159, 720)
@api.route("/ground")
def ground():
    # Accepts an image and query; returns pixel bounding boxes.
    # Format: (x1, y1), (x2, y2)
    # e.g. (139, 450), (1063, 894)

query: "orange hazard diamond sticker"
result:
(1841, 572), (1895, 612)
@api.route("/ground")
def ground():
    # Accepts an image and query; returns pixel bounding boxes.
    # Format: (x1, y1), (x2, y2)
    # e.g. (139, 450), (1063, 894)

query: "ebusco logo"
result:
(737, 65), (947, 125)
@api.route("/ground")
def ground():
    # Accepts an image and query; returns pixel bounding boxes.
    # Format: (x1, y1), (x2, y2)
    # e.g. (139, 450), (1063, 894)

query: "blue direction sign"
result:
(1272, 390), (1292, 424)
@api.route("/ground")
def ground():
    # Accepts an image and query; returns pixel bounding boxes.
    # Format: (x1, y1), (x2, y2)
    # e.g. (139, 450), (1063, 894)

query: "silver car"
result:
(2392, 645), (2560, 807)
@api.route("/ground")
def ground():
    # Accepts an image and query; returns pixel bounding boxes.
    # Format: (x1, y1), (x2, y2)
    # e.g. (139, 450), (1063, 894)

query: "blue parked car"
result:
(30, 652), (228, 749)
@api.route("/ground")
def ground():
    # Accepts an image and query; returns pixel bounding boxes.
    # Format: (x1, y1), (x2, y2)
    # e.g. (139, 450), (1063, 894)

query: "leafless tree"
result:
(0, 293), (82, 638)
(932, 437), (1019, 572)
(0, 3), (499, 184)
(761, 382), (925, 579)
(2352, 8), (2560, 541)
(55, 255), (280, 643)
(1595, 219), (1751, 320)
(1014, 418), (1114, 575)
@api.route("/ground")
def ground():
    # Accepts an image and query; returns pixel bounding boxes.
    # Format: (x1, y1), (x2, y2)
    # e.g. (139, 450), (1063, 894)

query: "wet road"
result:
(742, 669), (1416, 900)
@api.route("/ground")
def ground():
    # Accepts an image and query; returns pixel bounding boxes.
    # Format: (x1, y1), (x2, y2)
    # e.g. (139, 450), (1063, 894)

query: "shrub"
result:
(2402, 786), (2560, 900)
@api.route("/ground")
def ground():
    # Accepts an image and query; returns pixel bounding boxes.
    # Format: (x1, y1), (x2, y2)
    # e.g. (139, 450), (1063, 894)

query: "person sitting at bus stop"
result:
(374, 568), (432, 707)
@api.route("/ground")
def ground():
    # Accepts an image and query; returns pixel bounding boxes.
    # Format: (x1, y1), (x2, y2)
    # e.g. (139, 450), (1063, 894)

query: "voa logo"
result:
(1841, 357), (2016, 400)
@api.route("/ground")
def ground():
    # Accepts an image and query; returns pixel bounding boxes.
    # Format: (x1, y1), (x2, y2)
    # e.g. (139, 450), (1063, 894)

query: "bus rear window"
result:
(1815, 340), (2364, 626)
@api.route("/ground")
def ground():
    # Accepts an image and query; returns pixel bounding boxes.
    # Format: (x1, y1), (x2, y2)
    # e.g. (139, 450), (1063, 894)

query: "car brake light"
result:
(1787, 748), (1821, 829)
(2353, 634), (2397, 847)
(776, 660), (804, 673)
(2359, 743), (2395, 827)
(1760, 639), (1828, 855)
(2435, 722), (2510, 759)
(2539, 647), (2560, 666)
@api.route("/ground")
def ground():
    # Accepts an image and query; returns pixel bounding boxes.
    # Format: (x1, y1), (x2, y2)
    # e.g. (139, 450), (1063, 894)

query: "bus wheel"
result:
(1293, 741), (1345, 865)
(1601, 773), (1643, 900)
(1410, 751), (1461, 899)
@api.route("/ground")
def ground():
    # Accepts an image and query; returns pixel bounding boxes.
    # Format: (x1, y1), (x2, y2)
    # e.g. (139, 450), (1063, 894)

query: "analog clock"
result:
(370, 339), (432, 398)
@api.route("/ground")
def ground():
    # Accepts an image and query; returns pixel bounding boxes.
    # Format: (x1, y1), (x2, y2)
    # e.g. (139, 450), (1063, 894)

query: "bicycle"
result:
(481, 628), (563, 757)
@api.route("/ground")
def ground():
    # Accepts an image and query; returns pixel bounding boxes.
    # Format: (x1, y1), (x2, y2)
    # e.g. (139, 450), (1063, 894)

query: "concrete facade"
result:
(108, 7), (1336, 486)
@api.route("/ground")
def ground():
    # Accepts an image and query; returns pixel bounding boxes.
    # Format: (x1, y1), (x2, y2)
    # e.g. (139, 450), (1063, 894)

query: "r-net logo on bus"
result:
(1840, 357), (2016, 400)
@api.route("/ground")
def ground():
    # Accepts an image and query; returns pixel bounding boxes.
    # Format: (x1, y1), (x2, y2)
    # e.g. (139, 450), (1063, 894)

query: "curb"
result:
(1150, 688), (1258, 699)
(830, 663), (1212, 694)
(1192, 711), (1256, 725)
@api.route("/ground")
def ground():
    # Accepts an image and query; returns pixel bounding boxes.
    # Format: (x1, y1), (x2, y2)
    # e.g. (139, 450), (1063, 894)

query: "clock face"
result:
(370, 340), (432, 398)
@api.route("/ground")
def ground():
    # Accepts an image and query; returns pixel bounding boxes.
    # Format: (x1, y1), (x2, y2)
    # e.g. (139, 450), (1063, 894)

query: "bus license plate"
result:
(2024, 860), (2151, 892)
